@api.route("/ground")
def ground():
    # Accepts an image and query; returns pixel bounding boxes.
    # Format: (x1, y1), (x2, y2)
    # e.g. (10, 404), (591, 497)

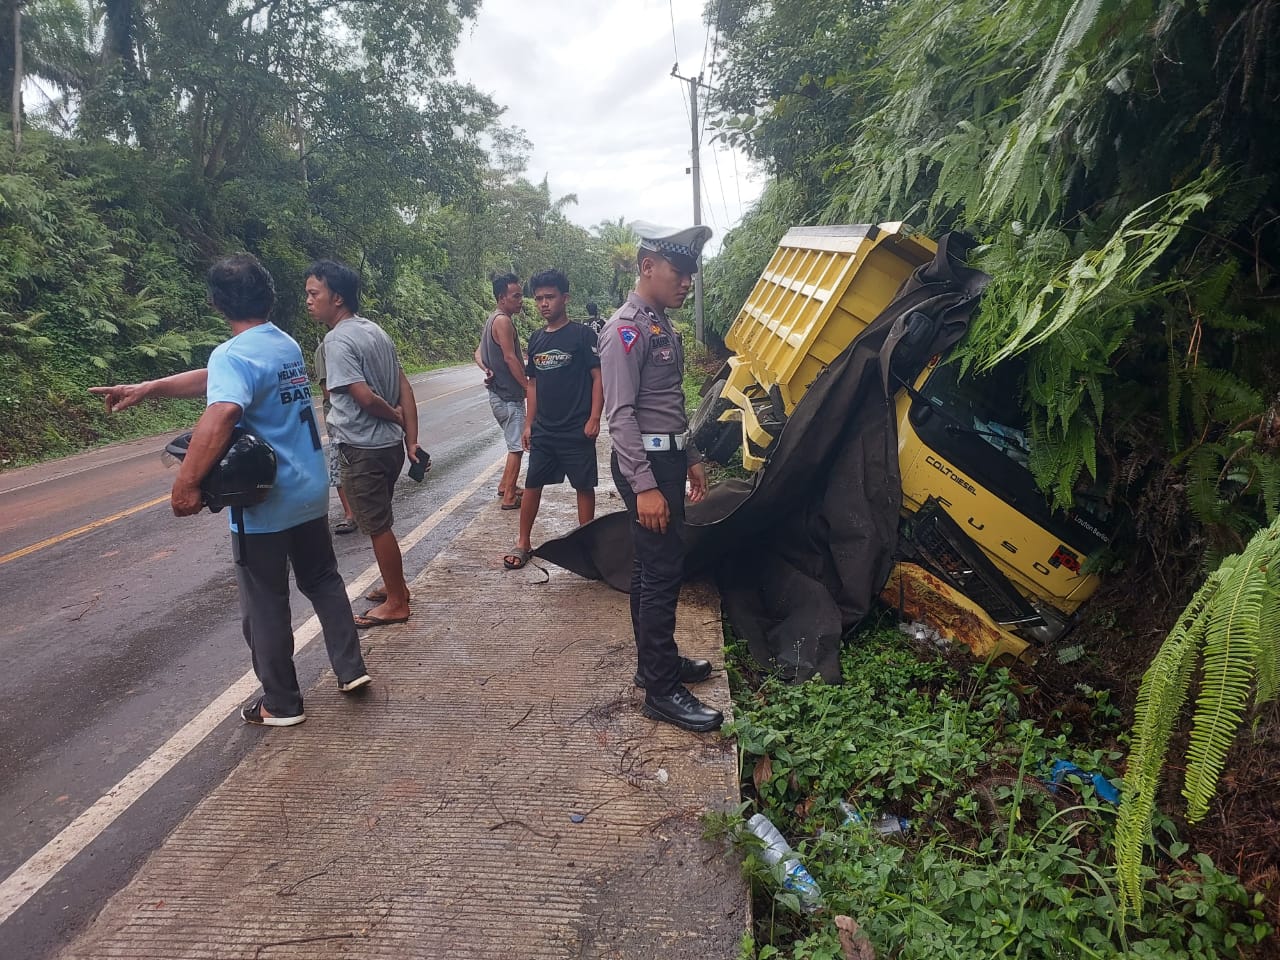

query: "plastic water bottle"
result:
(745, 813), (822, 909)
(838, 801), (911, 835)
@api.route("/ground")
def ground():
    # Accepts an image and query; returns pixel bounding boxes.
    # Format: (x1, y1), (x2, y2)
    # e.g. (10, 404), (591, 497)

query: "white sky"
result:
(451, 0), (766, 253)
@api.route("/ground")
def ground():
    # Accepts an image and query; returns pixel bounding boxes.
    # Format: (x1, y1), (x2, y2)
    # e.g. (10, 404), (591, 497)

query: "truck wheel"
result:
(690, 378), (742, 464)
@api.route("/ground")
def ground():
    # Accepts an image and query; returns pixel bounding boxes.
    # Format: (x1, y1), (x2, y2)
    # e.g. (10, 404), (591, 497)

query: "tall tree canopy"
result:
(0, 0), (626, 463)
(706, 0), (1280, 558)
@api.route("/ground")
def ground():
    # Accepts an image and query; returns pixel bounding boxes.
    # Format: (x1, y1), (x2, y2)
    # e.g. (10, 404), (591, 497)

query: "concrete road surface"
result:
(0, 364), (513, 959)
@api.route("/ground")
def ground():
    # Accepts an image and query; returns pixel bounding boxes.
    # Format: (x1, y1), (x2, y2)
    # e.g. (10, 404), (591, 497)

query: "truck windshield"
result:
(908, 359), (1115, 551)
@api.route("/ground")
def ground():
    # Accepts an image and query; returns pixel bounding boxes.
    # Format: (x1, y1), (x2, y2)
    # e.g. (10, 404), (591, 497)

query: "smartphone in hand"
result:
(407, 447), (431, 482)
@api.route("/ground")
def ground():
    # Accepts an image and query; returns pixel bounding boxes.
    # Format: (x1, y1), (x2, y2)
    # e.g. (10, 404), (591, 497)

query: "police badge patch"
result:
(618, 325), (640, 354)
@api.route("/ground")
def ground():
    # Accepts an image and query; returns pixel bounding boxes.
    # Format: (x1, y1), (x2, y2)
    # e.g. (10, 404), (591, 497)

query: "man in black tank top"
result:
(475, 274), (529, 508)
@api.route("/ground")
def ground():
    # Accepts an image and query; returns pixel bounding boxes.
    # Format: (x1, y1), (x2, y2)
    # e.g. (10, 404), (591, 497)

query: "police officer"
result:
(598, 223), (722, 733)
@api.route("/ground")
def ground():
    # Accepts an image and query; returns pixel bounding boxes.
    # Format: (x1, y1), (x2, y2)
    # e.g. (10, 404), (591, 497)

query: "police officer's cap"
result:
(633, 222), (713, 275)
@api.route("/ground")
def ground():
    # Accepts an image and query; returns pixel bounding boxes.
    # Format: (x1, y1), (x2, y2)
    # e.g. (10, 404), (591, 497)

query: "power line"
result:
(667, 0), (681, 62)
(700, 170), (720, 231)
(710, 141), (733, 228)
(731, 147), (744, 218)
(699, 0), (725, 144)
(668, 0), (691, 126)
(698, 0), (714, 82)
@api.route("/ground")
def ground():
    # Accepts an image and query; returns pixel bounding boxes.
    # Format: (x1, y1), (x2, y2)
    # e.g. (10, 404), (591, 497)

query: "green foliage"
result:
(704, 0), (1280, 529)
(723, 625), (1271, 958)
(701, 0), (1280, 944)
(1114, 516), (1280, 917)
(0, 0), (630, 466)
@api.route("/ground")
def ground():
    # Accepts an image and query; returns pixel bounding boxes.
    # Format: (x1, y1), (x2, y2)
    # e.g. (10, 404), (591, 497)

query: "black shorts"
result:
(525, 434), (598, 491)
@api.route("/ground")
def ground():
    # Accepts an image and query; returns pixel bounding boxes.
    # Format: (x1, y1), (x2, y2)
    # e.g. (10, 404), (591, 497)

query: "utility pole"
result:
(672, 65), (705, 344)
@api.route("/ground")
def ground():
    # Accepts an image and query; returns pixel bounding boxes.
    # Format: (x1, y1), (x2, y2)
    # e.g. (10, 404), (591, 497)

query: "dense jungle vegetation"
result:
(0, 0), (639, 465)
(698, 0), (1280, 953)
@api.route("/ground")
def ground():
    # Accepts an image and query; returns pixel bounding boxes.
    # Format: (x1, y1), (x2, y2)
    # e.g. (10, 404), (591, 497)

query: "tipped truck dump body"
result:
(693, 223), (1113, 656)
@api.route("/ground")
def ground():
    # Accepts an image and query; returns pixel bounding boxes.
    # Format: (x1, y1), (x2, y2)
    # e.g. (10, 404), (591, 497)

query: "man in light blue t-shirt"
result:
(90, 254), (370, 728)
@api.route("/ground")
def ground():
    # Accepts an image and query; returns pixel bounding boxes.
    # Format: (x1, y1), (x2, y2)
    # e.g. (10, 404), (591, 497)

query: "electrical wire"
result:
(699, 0), (725, 144)
(669, 0), (691, 126)
(731, 147), (744, 218)
(699, 171), (721, 232)
(710, 142), (733, 228)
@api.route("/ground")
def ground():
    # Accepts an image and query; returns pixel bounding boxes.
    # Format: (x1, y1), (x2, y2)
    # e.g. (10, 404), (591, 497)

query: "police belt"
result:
(640, 432), (687, 452)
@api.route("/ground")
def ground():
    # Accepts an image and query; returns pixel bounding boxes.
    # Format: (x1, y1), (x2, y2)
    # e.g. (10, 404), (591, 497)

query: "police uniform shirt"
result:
(599, 291), (700, 494)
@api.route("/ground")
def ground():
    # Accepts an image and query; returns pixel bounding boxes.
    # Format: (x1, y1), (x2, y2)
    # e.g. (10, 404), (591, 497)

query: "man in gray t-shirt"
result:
(306, 260), (421, 630)
(314, 341), (357, 534)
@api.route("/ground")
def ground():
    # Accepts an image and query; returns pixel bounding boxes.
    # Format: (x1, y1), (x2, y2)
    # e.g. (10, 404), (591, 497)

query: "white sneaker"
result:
(240, 698), (305, 727)
(338, 673), (372, 693)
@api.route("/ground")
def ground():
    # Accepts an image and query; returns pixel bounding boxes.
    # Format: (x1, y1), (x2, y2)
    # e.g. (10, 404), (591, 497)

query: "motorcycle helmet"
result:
(164, 427), (277, 513)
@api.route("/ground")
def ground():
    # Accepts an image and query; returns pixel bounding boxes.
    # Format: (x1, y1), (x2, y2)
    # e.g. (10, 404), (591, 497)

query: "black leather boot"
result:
(634, 656), (712, 689)
(642, 685), (723, 733)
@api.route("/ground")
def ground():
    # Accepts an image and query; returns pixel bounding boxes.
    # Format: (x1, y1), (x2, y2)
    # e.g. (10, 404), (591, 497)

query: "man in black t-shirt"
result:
(503, 269), (603, 570)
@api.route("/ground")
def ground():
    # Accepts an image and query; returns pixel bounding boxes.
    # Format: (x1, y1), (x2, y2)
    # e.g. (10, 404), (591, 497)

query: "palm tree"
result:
(596, 216), (638, 306)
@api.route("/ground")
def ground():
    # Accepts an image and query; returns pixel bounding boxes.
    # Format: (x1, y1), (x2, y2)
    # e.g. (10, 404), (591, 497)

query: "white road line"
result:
(0, 454), (505, 926)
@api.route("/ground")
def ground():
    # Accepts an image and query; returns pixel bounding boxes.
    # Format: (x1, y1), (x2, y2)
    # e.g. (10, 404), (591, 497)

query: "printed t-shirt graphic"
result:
(525, 322), (600, 439)
(205, 322), (328, 533)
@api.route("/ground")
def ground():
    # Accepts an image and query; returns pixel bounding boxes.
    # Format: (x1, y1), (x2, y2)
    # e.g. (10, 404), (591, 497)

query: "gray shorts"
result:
(488, 393), (526, 454)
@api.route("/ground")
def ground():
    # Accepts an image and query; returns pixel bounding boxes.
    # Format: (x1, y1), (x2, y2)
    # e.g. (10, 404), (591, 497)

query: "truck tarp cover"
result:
(534, 235), (990, 682)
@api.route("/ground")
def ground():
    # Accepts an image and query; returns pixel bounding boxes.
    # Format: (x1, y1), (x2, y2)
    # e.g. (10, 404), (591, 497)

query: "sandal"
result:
(500, 492), (523, 511)
(333, 518), (358, 535)
(503, 547), (533, 570)
(365, 587), (412, 603)
(354, 611), (410, 629)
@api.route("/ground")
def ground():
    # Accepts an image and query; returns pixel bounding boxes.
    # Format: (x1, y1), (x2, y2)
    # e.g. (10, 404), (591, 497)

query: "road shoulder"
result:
(58, 447), (746, 959)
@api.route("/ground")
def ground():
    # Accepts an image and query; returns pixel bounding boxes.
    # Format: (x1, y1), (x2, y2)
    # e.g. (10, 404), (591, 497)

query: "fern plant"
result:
(1114, 515), (1280, 918)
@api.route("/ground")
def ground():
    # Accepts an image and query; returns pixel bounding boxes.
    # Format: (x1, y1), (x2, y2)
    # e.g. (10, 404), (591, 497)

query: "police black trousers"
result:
(611, 449), (687, 698)
(231, 515), (367, 716)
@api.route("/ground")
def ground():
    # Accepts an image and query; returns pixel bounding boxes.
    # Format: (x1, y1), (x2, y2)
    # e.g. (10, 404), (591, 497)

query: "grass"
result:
(0, 357), (472, 473)
(717, 617), (1273, 959)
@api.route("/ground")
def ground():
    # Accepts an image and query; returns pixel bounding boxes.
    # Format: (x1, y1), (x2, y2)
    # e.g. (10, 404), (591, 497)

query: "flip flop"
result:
(354, 611), (411, 629)
(333, 518), (358, 535)
(364, 588), (412, 603)
(500, 492), (524, 510)
(503, 547), (533, 570)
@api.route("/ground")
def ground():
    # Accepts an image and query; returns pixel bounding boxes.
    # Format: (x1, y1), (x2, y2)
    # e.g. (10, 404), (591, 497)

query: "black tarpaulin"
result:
(535, 235), (989, 682)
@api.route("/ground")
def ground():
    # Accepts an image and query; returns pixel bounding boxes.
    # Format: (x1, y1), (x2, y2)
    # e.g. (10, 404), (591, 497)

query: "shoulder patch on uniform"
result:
(618, 325), (640, 354)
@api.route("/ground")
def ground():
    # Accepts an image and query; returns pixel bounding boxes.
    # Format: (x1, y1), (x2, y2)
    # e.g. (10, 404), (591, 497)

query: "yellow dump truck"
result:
(690, 223), (1113, 659)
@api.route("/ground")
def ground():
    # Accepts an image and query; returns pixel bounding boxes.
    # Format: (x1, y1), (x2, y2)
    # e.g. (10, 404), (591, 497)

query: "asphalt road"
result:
(0, 363), (511, 959)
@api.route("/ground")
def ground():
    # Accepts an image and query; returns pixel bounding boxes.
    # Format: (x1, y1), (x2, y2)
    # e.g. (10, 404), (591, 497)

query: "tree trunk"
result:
(10, 0), (20, 154)
(0, 0), (12, 121)
(102, 0), (137, 72)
